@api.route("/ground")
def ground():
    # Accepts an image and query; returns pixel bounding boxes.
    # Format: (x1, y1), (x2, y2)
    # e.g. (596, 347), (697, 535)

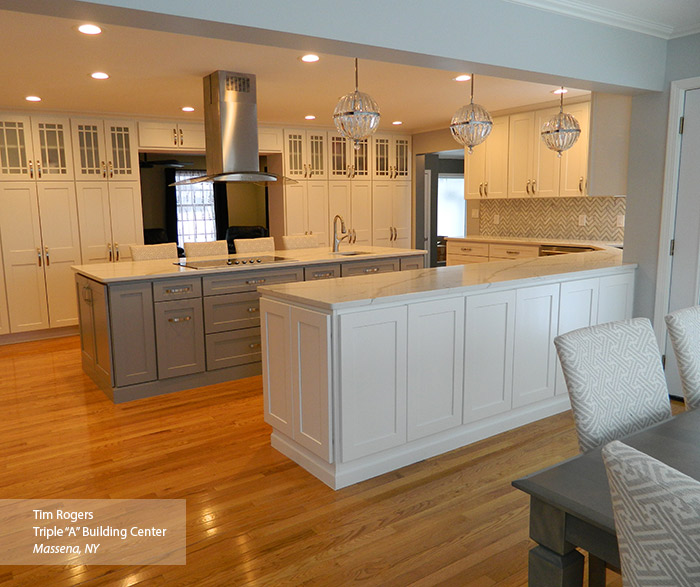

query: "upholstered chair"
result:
(233, 237), (275, 254)
(280, 234), (320, 250)
(554, 318), (672, 453)
(129, 243), (178, 261)
(602, 440), (700, 586)
(665, 305), (700, 410)
(183, 240), (229, 258)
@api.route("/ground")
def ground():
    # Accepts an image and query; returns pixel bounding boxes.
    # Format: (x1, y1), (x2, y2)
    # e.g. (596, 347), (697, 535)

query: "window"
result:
(174, 170), (216, 247)
(437, 176), (466, 237)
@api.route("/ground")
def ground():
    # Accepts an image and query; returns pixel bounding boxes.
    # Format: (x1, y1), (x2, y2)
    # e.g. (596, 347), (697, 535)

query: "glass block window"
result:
(175, 170), (216, 247)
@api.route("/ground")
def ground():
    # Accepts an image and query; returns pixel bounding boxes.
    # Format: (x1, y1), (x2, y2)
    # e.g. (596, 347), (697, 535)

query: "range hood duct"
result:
(171, 71), (278, 185)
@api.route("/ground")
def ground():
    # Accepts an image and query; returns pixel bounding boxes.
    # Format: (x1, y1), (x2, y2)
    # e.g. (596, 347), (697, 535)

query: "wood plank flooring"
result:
(0, 336), (682, 586)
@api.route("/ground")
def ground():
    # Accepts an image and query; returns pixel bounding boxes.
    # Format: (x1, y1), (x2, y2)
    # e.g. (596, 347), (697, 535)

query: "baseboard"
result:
(0, 326), (79, 346)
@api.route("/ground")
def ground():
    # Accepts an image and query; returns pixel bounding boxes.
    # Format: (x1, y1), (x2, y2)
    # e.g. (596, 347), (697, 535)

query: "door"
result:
(372, 181), (393, 246)
(108, 181), (143, 261)
(560, 102), (590, 196)
(284, 182), (307, 237)
(104, 120), (140, 180)
(177, 122), (205, 150)
(0, 240), (9, 335)
(484, 117), (508, 198)
(71, 118), (108, 180)
(351, 181), (372, 245)
(30, 116), (74, 181)
(305, 180), (329, 246)
(508, 112), (534, 198)
(392, 181), (411, 248)
(534, 107), (561, 197)
(0, 113), (33, 180)
(75, 182), (112, 263)
(465, 141), (486, 199)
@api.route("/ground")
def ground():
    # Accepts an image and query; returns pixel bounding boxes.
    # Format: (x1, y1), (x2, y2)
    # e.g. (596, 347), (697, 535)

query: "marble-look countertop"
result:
(445, 236), (623, 248)
(72, 245), (427, 284)
(258, 246), (634, 311)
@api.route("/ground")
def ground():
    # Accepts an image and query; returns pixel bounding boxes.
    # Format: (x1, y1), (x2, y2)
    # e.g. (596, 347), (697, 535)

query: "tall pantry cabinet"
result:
(0, 114), (82, 332)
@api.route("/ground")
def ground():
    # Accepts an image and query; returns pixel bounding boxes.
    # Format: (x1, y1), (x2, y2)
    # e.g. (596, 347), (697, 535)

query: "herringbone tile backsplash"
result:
(479, 196), (625, 242)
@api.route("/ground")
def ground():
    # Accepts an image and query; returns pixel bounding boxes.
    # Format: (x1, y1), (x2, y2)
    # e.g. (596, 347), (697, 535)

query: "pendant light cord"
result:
(470, 74), (475, 104)
(355, 58), (359, 92)
(559, 87), (564, 113)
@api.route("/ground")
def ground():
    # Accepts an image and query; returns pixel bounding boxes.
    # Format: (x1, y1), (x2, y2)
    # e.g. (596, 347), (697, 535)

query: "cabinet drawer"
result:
(341, 258), (399, 277)
(447, 254), (491, 266)
(153, 278), (202, 301)
(304, 263), (341, 281)
(400, 256), (425, 271)
(489, 243), (539, 260)
(154, 298), (205, 379)
(204, 292), (260, 333)
(447, 241), (489, 257)
(203, 267), (303, 295)
(206, 327), (261, 370)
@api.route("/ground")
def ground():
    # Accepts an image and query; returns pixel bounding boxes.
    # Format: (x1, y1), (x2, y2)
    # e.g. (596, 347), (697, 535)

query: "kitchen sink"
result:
(330, 250), (371, 256)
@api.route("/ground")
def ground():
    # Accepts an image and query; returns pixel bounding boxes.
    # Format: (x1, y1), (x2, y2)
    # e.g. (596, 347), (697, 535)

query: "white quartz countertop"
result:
(258, 246), (635, 311)
(445, 236), (623, 248)
(72, 245), (426, 284)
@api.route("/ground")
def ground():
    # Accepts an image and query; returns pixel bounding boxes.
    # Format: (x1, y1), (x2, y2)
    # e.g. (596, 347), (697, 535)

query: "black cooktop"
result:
(175, 256), (293, 269)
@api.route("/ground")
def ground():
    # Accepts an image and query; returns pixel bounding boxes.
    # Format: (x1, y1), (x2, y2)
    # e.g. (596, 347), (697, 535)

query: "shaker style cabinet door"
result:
(154, 298), (205, 379)
(71, 119), (140, 181)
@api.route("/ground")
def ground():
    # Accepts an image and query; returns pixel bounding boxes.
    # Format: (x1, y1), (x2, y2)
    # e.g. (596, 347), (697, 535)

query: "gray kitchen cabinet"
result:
(203, 292), (260, 332)
(206, 327), (262, 370)
(76, 274), (112, 389)
(154, 298), (205, 379)
(110, 281), (158, 387)
(341, 258), (400, 277)
(304, 263), (342, 280)
(400, 256), (425, 271)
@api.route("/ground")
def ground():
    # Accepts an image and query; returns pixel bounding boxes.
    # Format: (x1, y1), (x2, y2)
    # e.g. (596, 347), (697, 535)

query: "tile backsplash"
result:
(478, 196), (625, 242)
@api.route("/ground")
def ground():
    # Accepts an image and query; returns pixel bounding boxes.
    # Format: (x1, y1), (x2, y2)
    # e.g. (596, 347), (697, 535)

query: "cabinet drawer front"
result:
(204, 292), (260, 333)
(153, 278), (202, 301)
(488, 243), (539, 259)
(203, 267), (303, 295)
(154, 298), (205, 379)
(447, 254), (491, 266)
(304, 263), (342, 281)
(447, 241), (489, 257)
(206, 327), (261, 370)
(341, 258), (399, 277)
(400, 256), (425, 271)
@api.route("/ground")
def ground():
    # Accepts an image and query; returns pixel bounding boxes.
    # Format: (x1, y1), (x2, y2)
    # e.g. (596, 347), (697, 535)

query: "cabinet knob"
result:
(247, 307), (260, 313)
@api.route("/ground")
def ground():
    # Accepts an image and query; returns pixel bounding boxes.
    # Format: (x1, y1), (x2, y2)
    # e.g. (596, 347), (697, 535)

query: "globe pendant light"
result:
(540, 88), (581, 157)
(450, 74), (493, 154)
(333, 58), (380, 149)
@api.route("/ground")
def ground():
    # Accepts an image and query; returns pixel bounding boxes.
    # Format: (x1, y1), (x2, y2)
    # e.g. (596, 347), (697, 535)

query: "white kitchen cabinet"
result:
(258, 126), (283, 153)
(0, 113), (74, 181)
(284, 180), (329, 246)
(465, 116), (508, 199)
(407, 297), (465, 440)
(328, 134), (370, 180)
(372, 134), (411, 180)
(339, 305), (408, 462)
(463, 290), (516, 422)
(0, 182), (81, 332)
(512, 284), (560, 408)
(0, 240), (9, 335)
(328, 180), (372, 246)
(560, 102), (591, 197)
(488, 243), (540, 261)
(138, 120), (205, 151)
(372, 180), (411, 248)
(284, 129), (328, 179)
(75, 181), (144, 263)
(70, 119), (140, 181)
(597, 271), (634, 324)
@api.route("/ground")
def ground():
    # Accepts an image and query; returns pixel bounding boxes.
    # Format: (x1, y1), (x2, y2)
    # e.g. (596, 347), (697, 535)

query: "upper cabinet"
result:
(372, 134), (411, 180)
(465, 116), (508, 199)
(138, 121), (205, 151)
(258, 126), (283, 153)
(284, 129), (328, 180)
(0, 113), (74, 181)
(328, 134), (370, 180)
(559, 102), (590, 197)
(71, 119), (140, 181)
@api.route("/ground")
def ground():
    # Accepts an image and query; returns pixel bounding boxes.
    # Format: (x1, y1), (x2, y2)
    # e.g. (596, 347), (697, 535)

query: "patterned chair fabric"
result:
(129, 243), (178, 261)
(183, 240), (229, 258)
(602, 440), (700, 586)
(233, 237), (275, 254)
(554, 318), (671, 452)
(281, 234), (320, 250)
(665, 305), (700, 410)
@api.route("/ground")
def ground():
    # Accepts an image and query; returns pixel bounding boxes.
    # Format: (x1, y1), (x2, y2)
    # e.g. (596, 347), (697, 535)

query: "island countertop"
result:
(258, 245), (634, 311)
(71, 245), (427, 284)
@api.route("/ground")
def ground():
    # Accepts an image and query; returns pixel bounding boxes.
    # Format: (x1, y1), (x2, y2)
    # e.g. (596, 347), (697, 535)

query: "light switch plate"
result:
(472, 209), (479, 219)
(616, 214), (625, 227)
(578, 214), (587, 226)
(493, 214), (500, 225)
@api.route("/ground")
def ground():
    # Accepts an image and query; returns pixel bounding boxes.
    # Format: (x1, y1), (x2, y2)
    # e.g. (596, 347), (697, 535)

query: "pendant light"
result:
(333, 58), (381, 149)
(540, 87), (581, 157)
(450, 74), (493, 154)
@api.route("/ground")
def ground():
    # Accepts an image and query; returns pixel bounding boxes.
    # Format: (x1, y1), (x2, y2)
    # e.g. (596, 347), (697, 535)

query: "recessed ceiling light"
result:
(25, 96), (41, 102)
(300, 54), (320, 63)
(305, 115), (316, 120)
(78, 24), (102, 35)
(454, 75), (471, 82)
(392, 121), (403, 126)
(552, 88), (568, 94)
(91, 72), (109, 80)
(182, 106), (195, 112)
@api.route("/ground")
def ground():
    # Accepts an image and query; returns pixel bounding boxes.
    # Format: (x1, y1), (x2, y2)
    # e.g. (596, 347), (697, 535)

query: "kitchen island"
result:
(72, 246), (426, 403)
(258, 246), (635, 489)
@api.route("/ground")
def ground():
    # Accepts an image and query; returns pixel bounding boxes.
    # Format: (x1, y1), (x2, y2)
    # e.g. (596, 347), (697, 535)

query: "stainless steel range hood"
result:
(171, 71), (278, 185)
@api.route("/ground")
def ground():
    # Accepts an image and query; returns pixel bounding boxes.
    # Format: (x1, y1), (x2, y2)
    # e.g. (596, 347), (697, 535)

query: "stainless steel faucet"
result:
(333, 214), (350, 252)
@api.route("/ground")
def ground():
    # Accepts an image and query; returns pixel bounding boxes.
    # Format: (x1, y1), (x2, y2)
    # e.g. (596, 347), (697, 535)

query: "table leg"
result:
(529, 545), (584, 586)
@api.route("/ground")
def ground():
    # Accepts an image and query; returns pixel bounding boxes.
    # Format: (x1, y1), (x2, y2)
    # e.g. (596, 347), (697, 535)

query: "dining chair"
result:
(665, 305), (700, 410)
(183, 240), (228, 258)
(233, 237), (275, 254)
(602, 440), (700, 586)
(280, 234), (319, 250)
(129, 243), (178, 261)
(554, 317), (672, 453)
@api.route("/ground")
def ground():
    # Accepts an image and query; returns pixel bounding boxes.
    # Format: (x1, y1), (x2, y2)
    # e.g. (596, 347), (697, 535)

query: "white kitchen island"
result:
(258, 247), (635, 489)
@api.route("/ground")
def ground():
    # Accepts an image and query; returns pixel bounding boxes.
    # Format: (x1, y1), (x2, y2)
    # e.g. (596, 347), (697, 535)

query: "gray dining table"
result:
(512, 407), (700, 587)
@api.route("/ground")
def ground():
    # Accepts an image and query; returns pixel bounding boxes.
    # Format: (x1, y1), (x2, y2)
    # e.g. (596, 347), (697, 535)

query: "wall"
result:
(479, 197), (625, 242)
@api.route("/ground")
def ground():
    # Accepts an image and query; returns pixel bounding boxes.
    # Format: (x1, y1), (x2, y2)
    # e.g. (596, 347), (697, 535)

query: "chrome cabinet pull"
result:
(107, 243), (113, 262)
(37, 248), (42, 266)
(168, 316), (191, 323)
(506, 250), (521, 255)
(248, 342), (261, 349)
(363, 267), (379, 273)
(246, 278), (266, 285)
(313, 271), (333, 279)
(247, 307), (259, 313)
(526, 179), (531, 194)
(164, 286), (191, 294)
(45, 247), (50, 266)
(82, 285), (93, 305)
(28, 161), (34, 179)
(479, 183), (483, 197)
(37, 161), (42, 179)
(484, 182), (488, 197)
(179, 128), (184, 146)
(108, 161), (114, 178)
(531, 179), (536, 195)
(114, 243), (120, 262)
(351, 229), (357, 244)
(579, 176), (584, 193)
(173, 128), (178, 146)
(101, 160), (106, 178)
(308, 165), (313, 177)
(460, 247), (472, 252)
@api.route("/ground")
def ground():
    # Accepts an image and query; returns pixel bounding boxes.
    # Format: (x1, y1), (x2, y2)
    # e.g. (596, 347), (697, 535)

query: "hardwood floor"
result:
(0, 337), (681, 586)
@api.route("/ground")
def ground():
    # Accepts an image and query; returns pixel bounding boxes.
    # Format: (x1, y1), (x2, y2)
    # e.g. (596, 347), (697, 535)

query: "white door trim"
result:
(653, 76), (700, 345)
